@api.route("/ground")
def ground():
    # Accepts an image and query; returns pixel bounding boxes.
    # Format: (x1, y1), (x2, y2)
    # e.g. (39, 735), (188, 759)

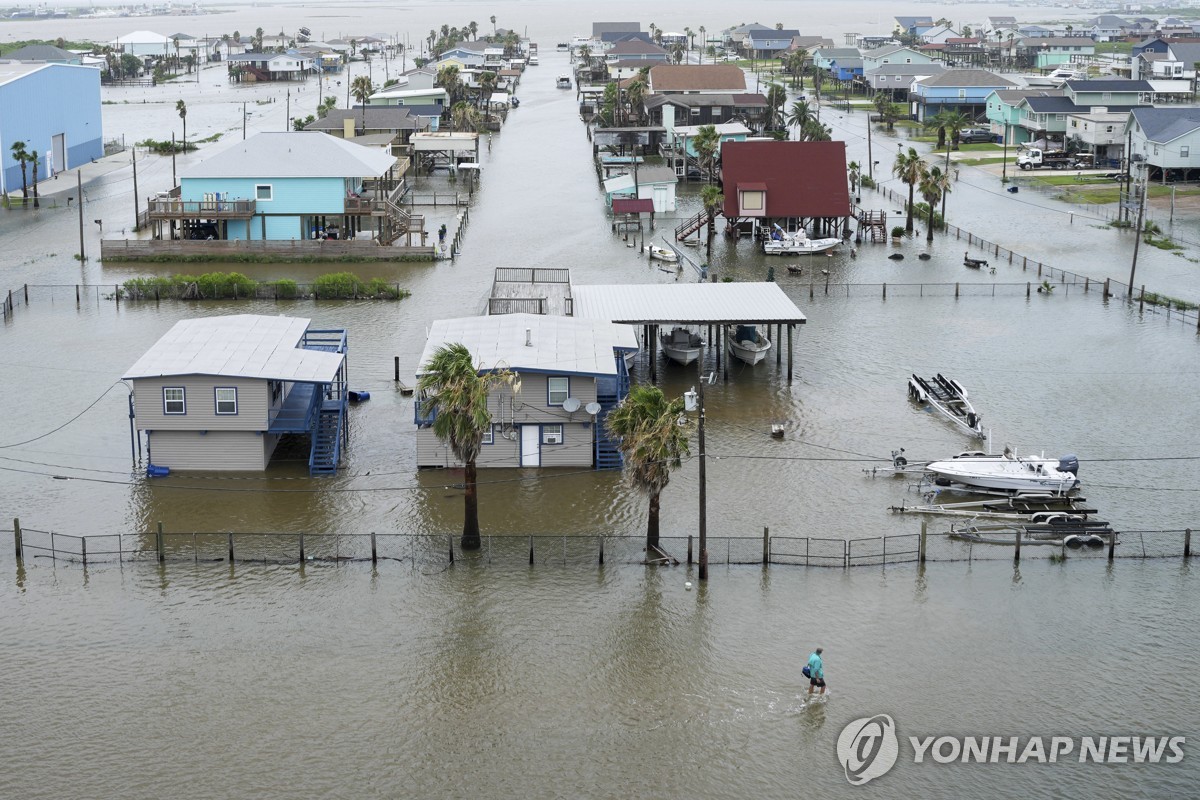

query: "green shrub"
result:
(267, 279), (298, 298)
(313, 271), (360, 298)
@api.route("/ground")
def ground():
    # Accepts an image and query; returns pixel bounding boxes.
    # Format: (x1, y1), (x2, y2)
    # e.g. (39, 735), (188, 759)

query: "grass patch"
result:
(1143, 234), (1183, 251)
(194, 132), (223, 144)
(121, 271), (413, 300)
(136, 138), (198, 154)
(1056, 187), (1121, 204)
(958, 156), (1010, 166)
(1142, 291), (1198, 310)
(954, 143), (1003, 152)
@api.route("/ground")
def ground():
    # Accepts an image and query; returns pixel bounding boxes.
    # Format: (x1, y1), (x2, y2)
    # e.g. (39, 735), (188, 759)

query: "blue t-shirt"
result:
(807, 652), (824, 680)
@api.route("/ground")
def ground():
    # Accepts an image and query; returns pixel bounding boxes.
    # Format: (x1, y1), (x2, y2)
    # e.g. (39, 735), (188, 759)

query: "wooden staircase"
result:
(857, 210), (889, 243)
(675, 207), (716, 241)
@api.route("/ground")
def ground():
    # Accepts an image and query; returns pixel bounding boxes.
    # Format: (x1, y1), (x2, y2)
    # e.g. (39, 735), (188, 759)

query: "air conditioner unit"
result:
(544, 431), (562, 444)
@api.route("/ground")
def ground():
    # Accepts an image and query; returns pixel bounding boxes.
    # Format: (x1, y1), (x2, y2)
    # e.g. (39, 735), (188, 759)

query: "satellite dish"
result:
(585, 402), (602, 416)
(562, 397), (581, 413)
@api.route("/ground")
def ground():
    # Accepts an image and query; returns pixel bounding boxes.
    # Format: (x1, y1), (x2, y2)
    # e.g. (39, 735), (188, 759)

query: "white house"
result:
(109, 30), (173, 58)
(602, 165), (678, 212)
(1127, 106), (1200, 182)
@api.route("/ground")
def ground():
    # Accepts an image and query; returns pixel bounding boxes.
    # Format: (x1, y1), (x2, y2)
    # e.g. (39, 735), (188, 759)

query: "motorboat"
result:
(645, 244), (678, 262)
(908, 373), (984, 439)
(763, 224), (840, 256)
(1024, 67), (1086, 88)
(726, 324), (771, 365)
(660, 326), (703, 365)
(925, 450), (1080, 495)
(556, 75), (572, 89)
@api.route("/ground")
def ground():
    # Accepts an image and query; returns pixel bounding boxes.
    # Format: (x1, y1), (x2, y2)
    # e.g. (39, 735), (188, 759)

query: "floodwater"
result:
(2, 3), (1200, 798)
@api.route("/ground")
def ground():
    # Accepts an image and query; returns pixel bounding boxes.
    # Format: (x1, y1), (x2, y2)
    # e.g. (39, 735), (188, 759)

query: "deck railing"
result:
(147, 198), (257, 218)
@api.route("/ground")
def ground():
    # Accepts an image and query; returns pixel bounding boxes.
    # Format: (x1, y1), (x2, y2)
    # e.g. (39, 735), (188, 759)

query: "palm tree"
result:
(700, 184), (723, 262)
(435, 63), (460, 106)
(765, 83), (787, 131)
(577, 43), (592, 69)
(801, 118), (832, 141)
(478, 70), (497, 123)
(873, 92), (902, 131)
(9, 140), (28, 204)
(786, 99), (814, 138)
(29, 150), (39, 209)
(604, 385), (690, 549)
(175, 100), (187, 153)
(918, 165), (950, 241)
(787, 49), (808, 88)
(692, 123), (721, 184)
(350, 76), (374, 132)
(698, 26), (706, 64)
(939, 109), (972, 150)
(893, 147), (926, 234)
(416, 343), (519, 550)
(924, 108), (955, 149)
(848, 160), (861, 198)
(625, 74), (648, 125)
(684, 26), (693, 54)
(489, 15), (496, 36)
(468, 20), (478, 40)
(671, 42), (685, 64)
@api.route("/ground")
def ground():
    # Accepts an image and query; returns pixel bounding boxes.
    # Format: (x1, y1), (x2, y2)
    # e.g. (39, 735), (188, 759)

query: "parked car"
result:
(958, 128), (993, 144)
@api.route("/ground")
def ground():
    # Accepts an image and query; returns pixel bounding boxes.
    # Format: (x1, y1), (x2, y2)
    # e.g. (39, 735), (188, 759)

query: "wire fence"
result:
(11, 523), (1196, 570)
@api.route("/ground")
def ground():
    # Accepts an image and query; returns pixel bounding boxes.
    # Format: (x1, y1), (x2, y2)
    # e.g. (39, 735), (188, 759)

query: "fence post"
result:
(13, 517), (22, 564)
(528, 535), (534, 565)
(1108, 531), (1116, 562)
(394, 356), (400, 382)
(1027, 282), (1031, 298)
(955, 282), (959, 298)
(371, 532), (377, 564)
(1139, 285), (1145, 312)
(81, 536), (87, 565)
(228, 532), (234, 563)
(1014, 527), (1022, 562)
(919, 519), (927, 564)
(1103, 278), (1110, 299)
(762, 526), (769, 565)
(1185, 528), (1192, 559)
(156, 521), (164, 562)
(688, 534), (693, 564)
(882, 282), (886, 300)
(448, 534), (454, 564)
(599, 536), (605, 565)
(299, 532), (305, 563)
(1085, 277), (1089, 293)
(23, 283), (28, 303)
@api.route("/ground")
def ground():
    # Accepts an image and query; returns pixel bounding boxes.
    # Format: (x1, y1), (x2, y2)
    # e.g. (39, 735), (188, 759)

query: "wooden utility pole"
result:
(1127, 179), (1146, 303)
(77, 171), (85, 264)
(131, 147), (139, 231)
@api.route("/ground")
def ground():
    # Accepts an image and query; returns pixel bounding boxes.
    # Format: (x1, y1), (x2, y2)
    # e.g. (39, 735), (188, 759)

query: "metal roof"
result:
(182, 132), (395, 179)
(417, 314), (638, 378)
(571, 283), (807, 325)
(123, 315), (344, 383)
(1131, 107), (1200, 143)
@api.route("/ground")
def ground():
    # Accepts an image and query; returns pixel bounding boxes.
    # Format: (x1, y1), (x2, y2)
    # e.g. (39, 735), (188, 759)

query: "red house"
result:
(720, 140), (852, 238)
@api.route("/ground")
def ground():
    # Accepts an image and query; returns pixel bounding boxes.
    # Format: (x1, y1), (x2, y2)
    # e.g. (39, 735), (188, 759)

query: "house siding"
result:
(147, 429), (270, 471)
(133, 375), (270, 431)
(180, 176), (351, 241)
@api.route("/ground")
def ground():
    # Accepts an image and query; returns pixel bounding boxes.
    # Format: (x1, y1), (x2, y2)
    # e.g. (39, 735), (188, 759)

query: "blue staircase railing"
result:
(308, 400), (343, 475)
(593, 358), (630, 470)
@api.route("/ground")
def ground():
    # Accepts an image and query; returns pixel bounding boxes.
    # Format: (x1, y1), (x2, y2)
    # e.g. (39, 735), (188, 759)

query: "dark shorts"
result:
(810, 676), (826, 688)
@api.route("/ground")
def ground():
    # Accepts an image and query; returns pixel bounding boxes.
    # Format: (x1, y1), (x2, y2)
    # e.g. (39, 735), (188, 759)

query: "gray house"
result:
(415, 314), (636, 469)
(123, 315), (348, 475)
(1128, 107), (1200, 182)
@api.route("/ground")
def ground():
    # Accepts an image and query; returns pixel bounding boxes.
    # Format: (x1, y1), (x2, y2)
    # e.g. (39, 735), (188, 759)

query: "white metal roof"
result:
(671, 121), (752, 138)
(417, 314), (638, 378)
(572, 283), (807, 324)
(123, 315), (344, 383)
(182, 132), (396, 180)
(0, 62), (99, 88)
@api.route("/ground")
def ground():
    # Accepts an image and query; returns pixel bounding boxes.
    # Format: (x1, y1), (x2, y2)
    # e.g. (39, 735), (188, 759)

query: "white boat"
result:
(763, 225), (840, 256)
(660, 326), (703, 365)
(726, 324), (771, 365)
(528, 55), (539, 66)
(556, 75), (572, 89)
(1024, 67), (1085, 88)
(645, 244), (678, 262)
(925, 450), (1080, 495)
(908, 373), (984, 439)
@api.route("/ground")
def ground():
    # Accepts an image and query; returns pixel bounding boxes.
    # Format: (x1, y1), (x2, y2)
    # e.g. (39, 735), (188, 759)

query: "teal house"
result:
(986, 89), (1061, 144)
(162, 132), (400, 241)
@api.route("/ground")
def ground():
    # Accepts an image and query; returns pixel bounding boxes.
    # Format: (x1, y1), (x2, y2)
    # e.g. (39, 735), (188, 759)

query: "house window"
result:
(1182, 146), (1190, 158)
(255, 184), (273, 201)
(1103, 92), (1111, 100)
(163, 387), (186, 415)
(482, 425), (494, 445)
(958, 89), (966, 98)
(542, 424), (563, 445)
(690, 107), (700, 117)
(215, 387), (238, 415)
(1106, 125), (1114, 133)
(1154, 145), (1159, 155)
(547, 376), (569, 405)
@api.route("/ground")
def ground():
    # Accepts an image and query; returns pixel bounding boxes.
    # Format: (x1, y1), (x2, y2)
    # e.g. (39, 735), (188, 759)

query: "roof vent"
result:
(525, 328), (532, 346)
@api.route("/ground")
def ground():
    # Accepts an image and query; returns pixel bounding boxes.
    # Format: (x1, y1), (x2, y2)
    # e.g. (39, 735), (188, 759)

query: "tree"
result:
(625, 74), (648, 125)
(800, 118), (831, 141)
(120, 52), (140, 78)
(435, 63), (460, 106)
(938, 109), (972, 150)
(924, 108), (954, 149)
(253, 27), (264, 52)
(765, 83), (787, 131)
(29, 150), (39, 208)
(848, 160), (861, 198)
(692, 124), (720, 184)
(787, 49), (808, 88)
(605, 385), (690, 550)
(350, 76), (374, 132)
(918, 165), (951, 241)
(961, 25), (973, 38)
(698, 26), (706, 64)
(893, 147), (926, 233)
(451, 101), (482, 132)
(9, 140), (28, 203)
(873, 93), (902, 131)
(468, 20), (478, 40)
(700, 184), (723, 262)
(685, 26), (693, 53)
(172, 36), (181, 67)
(416, 344), (519, 549)
(176, 99), (187, 153)
(671, 42), (685, 64)
(478, 70), (497, 123)
(490, 15), (496, 36)
(786, 99), (815, 137)
(577, 43), (592, 69)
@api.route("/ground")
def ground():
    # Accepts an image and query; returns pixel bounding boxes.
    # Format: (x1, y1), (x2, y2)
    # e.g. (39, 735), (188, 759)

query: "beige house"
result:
(415, 314), (636, 469)
(123, 315), (348, 474)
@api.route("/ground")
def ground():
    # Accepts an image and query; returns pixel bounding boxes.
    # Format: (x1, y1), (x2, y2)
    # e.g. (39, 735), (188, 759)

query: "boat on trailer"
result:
(660, 326), (703, 365)
(763, 224), (840, 256)
(908, 373), (984, 439)
(726, 324), (771, 365)
(925, 450), (1080, 495)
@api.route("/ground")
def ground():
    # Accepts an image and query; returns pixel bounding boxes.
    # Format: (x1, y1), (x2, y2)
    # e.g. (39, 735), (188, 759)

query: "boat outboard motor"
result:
(1058, 454), (1080, 475)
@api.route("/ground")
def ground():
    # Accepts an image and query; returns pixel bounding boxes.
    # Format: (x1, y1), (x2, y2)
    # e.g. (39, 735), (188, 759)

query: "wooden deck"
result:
(488, 267), (572, 316)
(147, 198), (257, 219)
(100, 238), (436, 262)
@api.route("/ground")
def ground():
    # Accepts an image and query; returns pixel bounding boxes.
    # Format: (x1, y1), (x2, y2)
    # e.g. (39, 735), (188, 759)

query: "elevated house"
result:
(303, 106), (431, 145)
(726, 23), (773, 50)
(415, 314), (635, 469)
(1016, 37), (1096, 70)
(1133, 41), (1200, 82)
(109, 30), (173, 58)
(894, 17), (935, 38)
(911, 68), (1016, 121)
(1012, 82), (1150, 149)
(719, 140), (852, 240)
(866, 63), (945, 99)
(145, 131), (417, 245)
(1088, 15), (1131, 43)
(647, 64), (747, 94)
(602, 165), (677, 212)
(226, 51), (313, 82)
(594, 22), (642, 38)
(1065, 110), (1129, 167)
(122, 315), (349, 475)
(3, 44), (82, 64)
(644, 92), (768, 130)
(745, 29), (800, 59)
(0, 63), (102, 192)
(1128, 107), (1200, 182)
(811, 47), (861, 74)
(985, 88), (1065, 144)
(605, 39), (669, 63)
(367, 84), (449, 109)
(861, 44), (935, 70)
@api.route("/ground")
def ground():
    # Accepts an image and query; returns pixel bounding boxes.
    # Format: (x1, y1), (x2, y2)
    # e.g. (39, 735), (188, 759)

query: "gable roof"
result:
(862, 44), (918, 59)
(1020, 37), (1095, 48)
(1166, 43), (1200, 63)
(419, 313), (637, 377)
(813, 47), (860, 59)
(866, 63), (946, 77)
(302, 106), (425, 132)
(993, 88), (1064, 103)
(649, 64), (746, 92)
(789, 36), (835, 51)
(645, 92), (767, 109)
(593, 22), (641, 36)
(3, 44), (75, 60)
(917, 69), (1016, 88)
(747, 29), (800, 42)
(183, 132), (396, 179)
(720, 141), (850, 219)
(607, 39), (667, 56)
(123, 315), (343, 383)
(571, 283), (806, 325)
(1131, 107), (1200, 143)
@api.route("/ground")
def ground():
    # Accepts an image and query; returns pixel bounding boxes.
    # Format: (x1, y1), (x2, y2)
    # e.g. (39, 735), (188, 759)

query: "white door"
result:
(654, 185), (668, 212)
(52, 134), (66, 175)
(520, 425), (540, 467)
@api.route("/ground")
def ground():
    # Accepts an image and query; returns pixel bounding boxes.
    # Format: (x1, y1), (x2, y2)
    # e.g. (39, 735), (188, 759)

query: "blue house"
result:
(912, 68), (1017, 121)
(152, 132), (401, 241)
(0, 63), (102, 195)
(745, 29), (799, 58)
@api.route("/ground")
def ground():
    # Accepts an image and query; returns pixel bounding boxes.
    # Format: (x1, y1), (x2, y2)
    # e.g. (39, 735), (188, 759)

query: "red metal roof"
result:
(721, 141), (850, 220)
(612, 198), (655, 214)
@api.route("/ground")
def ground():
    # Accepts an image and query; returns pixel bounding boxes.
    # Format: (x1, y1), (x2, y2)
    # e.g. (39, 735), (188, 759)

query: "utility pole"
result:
(693, 368), (713, 581)
(131, 147), (139, 231)
(286, 88), (290, 131)
(171, 132), (176, 187)
(1127, 176), (1146, 303)
(77, 170), (85, 265)
(243, 101), (247, 139)
(867, 112), (873, 180)
(1002, 123), (1009, 182)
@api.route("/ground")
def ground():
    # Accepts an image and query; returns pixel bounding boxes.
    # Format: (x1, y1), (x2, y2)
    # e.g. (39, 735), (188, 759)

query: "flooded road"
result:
(2, 4), (1199, 798)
